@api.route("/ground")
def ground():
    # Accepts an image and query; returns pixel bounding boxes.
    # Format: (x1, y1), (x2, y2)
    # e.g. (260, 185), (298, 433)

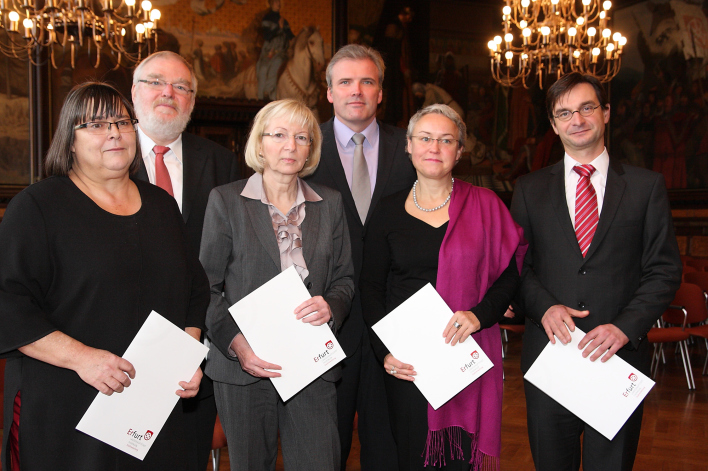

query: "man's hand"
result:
(578, 324), (629, 362)
(541, 304), (590, 345)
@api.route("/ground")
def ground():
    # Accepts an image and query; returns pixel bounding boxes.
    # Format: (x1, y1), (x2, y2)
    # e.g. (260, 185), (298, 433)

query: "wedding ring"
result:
(453, 321), (462, 329)
(390, 367), (396, 375)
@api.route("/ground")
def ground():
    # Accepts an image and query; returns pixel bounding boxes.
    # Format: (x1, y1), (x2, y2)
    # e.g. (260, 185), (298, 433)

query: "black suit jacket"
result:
(305, 118), (416, 354)
(135, 131), (240, 258)
(510, 158), (682, 375)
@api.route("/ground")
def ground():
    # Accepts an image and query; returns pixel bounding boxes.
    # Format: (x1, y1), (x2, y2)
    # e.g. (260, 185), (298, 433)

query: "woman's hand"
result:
(294, 296), (332, 326)
(230, 333), (282, 378)
(177, 368), (203, 398)
(443, 310), (481, 346)
(73, 347), (136, 396)
(383, 353), (416, 382)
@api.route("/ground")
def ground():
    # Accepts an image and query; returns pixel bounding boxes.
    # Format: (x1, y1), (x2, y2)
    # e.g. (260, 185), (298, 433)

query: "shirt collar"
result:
(241, 172), (323, 205)
(137, 126), (183, 165)
(564, 147), (609, 180)
(333, 116), (379, 148)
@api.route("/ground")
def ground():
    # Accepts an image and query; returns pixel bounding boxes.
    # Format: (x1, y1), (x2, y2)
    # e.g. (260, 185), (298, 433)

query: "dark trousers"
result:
(525, 380), (643, 471)
(337, 329), (399, 471)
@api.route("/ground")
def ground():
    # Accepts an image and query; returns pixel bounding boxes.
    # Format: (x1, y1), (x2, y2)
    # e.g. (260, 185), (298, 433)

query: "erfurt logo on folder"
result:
(628, 373), (638, 382)
(127, 428), (146, 441)
(144, 430), (153, 441)
(622, 372), (645, 398)
(326, 340), (334, 350)
(471, 350), (480, 360)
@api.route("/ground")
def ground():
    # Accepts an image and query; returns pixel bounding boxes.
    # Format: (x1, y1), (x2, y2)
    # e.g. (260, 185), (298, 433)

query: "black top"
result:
(360, 189), (520, 362)
(0, 176), (209, 471)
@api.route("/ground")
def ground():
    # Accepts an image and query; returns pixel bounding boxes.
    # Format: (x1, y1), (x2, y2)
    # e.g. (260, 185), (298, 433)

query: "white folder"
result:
(372, 283), (493, 409)
(229, 266), (345, 402)
(76, 311), (209, 460)
(524, 327), (654, 440)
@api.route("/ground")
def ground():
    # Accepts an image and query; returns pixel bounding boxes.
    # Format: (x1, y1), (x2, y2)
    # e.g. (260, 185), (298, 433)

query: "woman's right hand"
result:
(231, 333), (282, 378)
(73, 347), (136, 396)
(383, 353), (416, 382)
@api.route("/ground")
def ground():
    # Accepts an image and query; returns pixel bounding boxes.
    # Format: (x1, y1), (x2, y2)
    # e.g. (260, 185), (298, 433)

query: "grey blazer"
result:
(200, 178), (355, 386)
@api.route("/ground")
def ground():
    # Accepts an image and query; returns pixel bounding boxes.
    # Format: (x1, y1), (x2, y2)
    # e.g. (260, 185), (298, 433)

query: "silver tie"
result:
(351, 133), (371, 223)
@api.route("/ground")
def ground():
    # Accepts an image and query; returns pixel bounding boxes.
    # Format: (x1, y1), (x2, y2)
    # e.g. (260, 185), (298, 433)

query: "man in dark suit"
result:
(510, 72), (682, 471)
(132, 51), (239, 471)
(306, 44), (416, 470)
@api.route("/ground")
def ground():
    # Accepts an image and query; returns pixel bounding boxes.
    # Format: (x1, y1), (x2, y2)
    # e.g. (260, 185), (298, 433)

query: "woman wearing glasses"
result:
(0, 82), (209, 471)
(360, 104), (527, 470)
(201, 99), (354, 471)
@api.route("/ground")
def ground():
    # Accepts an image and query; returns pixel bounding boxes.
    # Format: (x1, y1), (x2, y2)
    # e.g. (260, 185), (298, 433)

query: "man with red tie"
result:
(132, 51), (239, 471)
(510, 72), (681, 471)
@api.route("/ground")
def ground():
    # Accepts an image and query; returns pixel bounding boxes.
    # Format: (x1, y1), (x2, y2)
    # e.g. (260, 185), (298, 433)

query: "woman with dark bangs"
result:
(0, 82), (209, 471)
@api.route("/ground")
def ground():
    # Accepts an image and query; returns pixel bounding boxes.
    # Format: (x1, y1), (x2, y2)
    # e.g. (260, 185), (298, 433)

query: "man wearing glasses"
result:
(511, 72), (681, 470)
(132, 51), (240, 471)
(306, 44), (415, 470)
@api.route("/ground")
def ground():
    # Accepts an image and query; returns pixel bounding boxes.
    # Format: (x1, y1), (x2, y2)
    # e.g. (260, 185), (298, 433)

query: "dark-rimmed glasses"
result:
(553, 104), (601, 122)
(74, 119), (138, 134)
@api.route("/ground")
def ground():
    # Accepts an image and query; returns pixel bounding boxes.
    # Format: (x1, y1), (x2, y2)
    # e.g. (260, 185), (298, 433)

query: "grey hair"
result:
(133, 51), (198, 95)
(326, 44), (385, 88)
(406, 104), (466, 149)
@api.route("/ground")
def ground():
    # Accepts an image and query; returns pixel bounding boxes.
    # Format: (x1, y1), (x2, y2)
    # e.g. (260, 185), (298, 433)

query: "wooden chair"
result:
(210, 414), (227, 471)
(647, 283), (705, 390)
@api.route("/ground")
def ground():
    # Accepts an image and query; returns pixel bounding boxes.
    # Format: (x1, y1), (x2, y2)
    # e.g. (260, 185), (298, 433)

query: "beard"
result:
(134, 96), (193, 140)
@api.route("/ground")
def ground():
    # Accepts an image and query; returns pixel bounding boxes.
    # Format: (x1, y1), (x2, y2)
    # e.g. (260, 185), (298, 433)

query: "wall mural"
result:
(153, 0), (331, 117)
(0, 57), (30, 186)
(612, 0), (708, 190)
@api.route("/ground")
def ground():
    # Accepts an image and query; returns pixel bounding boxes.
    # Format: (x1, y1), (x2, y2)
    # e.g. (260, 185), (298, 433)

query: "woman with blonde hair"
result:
(201, 98), (354, 471)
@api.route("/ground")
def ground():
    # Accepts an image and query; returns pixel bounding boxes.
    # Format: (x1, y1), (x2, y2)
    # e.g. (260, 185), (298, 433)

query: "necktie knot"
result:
(573, 164), (596, 179)
(153, 145), (170, 157)
(352, 133), (365, 146)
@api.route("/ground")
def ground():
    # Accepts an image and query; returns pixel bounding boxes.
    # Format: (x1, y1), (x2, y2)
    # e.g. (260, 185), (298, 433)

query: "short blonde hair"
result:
(244, 99), (322, 177)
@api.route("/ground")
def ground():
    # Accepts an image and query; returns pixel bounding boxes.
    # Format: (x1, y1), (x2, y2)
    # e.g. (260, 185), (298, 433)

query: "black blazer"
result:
(135, 131), (240, 257)
(305, 118), (416, 354)
(510, 158), (682, 375)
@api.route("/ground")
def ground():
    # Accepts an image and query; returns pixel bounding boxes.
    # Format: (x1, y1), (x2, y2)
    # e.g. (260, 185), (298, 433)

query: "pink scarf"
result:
(425, 180), (527, 469)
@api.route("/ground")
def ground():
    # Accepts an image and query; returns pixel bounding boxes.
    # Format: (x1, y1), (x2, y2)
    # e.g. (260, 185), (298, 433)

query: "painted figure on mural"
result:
(257, 0), (294, 100)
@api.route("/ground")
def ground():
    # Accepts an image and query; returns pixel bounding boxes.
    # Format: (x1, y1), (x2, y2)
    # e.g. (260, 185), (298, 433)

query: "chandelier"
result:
(0, 0), (161, 69)
(488, 0), (627, 88)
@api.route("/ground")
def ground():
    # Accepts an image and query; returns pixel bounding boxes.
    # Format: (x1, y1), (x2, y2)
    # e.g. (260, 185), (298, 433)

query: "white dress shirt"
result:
(564, 148), (609, 228)
(138, 126), (185, 212)
(333, 117), (380, 197)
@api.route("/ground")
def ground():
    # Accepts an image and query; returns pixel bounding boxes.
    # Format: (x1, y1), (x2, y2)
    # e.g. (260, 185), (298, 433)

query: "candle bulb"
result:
(8, 11), (19, 32)
(22, 17), (32, 38)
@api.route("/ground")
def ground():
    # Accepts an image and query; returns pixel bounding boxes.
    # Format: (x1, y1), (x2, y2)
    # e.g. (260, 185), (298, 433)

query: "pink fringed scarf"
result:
(424, 180), (527, 469)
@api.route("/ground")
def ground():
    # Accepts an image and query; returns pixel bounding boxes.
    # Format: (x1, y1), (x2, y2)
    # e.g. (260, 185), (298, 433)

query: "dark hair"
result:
(45, 82), (141, 177)
(546, 72), (609, 121)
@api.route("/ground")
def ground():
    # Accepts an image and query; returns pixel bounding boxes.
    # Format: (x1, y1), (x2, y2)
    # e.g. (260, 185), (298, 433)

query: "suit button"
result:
(306, 282), (313, 289)
(579, 269), (587, 275)
(578, 302), (586, 309)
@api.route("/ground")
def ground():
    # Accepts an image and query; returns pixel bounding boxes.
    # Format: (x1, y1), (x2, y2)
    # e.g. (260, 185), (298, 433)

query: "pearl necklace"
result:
(412, 178), (454, 212)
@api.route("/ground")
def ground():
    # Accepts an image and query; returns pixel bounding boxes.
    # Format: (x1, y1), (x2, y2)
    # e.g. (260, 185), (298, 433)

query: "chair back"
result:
(683, 271), (708, 292)
(683, 265), (698, 279)
(665, 282), (708, 327)
(686, 259), (708, 271)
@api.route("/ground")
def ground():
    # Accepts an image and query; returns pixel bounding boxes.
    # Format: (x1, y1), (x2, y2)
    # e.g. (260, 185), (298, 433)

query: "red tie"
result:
(153, 145), (174, 197)
(573, 165), (598, 257)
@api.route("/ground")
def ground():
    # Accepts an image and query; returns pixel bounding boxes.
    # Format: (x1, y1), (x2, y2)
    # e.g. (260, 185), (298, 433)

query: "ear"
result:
(131, 83), (137, 102)
(550, 118), (559, 136)
(406, 138), (413, 155)
(602, 104), (610, 124)
(377, 88), (383, 105)
(327, 87), (334, 104)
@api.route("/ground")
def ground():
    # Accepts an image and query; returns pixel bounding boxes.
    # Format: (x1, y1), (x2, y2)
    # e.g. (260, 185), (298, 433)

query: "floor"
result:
(208, 331), (708, 470)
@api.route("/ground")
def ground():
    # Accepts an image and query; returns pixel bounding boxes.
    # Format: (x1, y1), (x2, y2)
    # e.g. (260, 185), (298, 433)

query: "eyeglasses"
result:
(262, 132), (312, 146)
(410, 135), (460, 149)
(137, 79), (194, 96)
(553, 104), (601, 122)
(74, 119), (139, 134)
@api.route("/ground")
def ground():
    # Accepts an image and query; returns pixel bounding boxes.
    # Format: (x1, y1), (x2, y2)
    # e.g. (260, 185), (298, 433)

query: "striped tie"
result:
(573, 165), (598, 257)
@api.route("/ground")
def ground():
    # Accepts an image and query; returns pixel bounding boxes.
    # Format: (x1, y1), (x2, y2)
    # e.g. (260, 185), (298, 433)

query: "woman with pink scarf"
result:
(360, 104), (527, 470)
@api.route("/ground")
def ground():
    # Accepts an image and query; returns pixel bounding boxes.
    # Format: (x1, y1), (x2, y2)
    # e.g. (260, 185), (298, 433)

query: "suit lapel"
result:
(368, 122), (401, 226)
(245, 198), (281, 269)
(549, 160), (584, 258)
(584, 159), (625, 260)
(321, 119), (360, 226)
(301, 200), (320, 268)
(181, 133), (208, 224)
